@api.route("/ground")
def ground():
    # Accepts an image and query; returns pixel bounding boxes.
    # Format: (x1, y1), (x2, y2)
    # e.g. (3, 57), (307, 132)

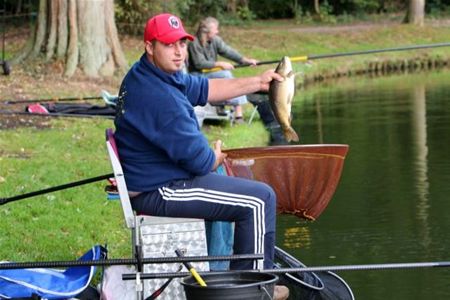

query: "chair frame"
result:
(105, 128), (209, 300)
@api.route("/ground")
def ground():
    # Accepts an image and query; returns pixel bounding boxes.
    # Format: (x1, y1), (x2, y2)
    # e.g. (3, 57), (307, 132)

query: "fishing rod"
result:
(147, 264), (183, 300)
(122, 260), (450, 280)
(0, 173), (113, 206)
(2, 95), (104, 104)
(0, 253), (262, 270)
(0, 110), (114, 119)
(202, 42), (450, 73)
(175, 248), (207, 287)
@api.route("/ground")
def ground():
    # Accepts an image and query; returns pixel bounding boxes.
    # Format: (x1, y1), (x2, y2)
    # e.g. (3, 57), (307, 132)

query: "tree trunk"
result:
(64, 0), (78, 77)
(227, 0), (237, 14)
(104, 0), (127, 75)
(56, 0), (68, 58)
(405, 0), (425, 26)
(30, 0), (47, 59)
(17, 0), (128, 77)
(15, 0), (23, 14)
(46, 0), (58, 61)
(314, 0), (320, 15)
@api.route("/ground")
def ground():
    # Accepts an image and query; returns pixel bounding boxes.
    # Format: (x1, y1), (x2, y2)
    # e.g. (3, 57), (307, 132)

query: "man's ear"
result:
(145, 41), (154, 56)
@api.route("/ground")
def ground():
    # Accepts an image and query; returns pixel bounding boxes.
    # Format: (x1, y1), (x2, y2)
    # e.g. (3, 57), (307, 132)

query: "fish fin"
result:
(284, 127), (300, 142)
(287, 71), (295, 78)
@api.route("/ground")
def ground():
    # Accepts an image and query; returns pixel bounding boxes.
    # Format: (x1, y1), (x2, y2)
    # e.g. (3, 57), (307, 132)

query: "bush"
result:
(115, 0), (180, 35)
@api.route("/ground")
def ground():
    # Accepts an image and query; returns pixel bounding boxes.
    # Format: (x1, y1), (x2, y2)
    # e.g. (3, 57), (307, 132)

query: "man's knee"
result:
(258, 182), (276, 209)
(217, 70), (234, 79)
(208, 70), (233, 79)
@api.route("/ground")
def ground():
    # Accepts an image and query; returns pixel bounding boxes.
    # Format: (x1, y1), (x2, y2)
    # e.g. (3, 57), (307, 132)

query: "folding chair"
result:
(105, 128), (209, 300)
(192, 103), (233, 127)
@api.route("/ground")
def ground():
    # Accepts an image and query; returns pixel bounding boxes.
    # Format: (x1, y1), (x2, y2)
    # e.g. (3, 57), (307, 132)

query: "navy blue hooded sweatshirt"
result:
(114, 54), (213, 192)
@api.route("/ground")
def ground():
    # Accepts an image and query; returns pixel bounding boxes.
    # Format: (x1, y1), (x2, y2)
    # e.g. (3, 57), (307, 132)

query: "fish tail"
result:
(284, 127), (300, 142)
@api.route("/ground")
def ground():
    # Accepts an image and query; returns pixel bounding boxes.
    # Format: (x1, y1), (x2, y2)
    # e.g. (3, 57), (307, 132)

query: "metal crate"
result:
(138, 216), (209, 300)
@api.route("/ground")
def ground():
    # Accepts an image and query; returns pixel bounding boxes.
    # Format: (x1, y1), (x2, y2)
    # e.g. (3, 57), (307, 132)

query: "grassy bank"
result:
(226, 19), (450, 81)
(1, 17), (449, 262)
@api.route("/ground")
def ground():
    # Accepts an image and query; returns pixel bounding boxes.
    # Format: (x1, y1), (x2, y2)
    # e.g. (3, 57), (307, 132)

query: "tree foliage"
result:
(114, 0), (180, 35)
(3, 0), (450, 25)
(112, 0), (450, 27)
(115, 0), (231, 27)
(2, 0), (449, 78)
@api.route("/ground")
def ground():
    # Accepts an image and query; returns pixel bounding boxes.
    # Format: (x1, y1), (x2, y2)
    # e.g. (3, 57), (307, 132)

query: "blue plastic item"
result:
(0, 245), (106, 299)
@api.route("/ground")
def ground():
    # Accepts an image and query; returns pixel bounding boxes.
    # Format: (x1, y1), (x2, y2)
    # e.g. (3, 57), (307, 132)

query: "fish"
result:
(268, 56), (299, 142)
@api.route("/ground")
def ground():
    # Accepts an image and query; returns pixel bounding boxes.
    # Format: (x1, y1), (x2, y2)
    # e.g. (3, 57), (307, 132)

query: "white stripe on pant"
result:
(159, 186), (265, 269)
(130, 173), (276, 270)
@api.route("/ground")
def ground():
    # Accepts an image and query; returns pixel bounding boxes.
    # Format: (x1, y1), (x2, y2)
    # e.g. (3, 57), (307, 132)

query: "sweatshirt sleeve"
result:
(214, 36), (243, 64)
(184, 73), (209, 107)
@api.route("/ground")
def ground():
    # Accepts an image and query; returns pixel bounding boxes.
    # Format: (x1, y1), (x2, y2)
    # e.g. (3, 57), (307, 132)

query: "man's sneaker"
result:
(273, 285), (289, 300)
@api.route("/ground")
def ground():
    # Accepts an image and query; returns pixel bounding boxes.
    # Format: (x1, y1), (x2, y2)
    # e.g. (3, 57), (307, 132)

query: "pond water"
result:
(276, 70), (450, 299)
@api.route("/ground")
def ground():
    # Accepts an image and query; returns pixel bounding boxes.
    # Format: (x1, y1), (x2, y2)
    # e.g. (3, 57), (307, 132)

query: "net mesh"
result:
(223, 144), (349, 220)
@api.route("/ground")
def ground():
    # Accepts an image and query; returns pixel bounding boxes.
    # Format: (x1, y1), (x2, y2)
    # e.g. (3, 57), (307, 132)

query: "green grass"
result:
(0, 116), (268, 261)
(223, 20), (450, 79)
(1, 16), (450, 263)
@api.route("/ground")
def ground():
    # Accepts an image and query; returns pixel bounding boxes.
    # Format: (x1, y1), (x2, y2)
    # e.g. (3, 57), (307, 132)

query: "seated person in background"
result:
(188, 16), (258, 124)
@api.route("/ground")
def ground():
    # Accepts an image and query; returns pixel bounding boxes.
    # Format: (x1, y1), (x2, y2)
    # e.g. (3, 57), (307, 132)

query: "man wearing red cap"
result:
(114, 13), (288, 299)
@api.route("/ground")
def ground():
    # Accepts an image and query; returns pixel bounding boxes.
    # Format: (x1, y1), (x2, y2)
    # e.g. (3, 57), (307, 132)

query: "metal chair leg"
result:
(248, 105), (259, 125)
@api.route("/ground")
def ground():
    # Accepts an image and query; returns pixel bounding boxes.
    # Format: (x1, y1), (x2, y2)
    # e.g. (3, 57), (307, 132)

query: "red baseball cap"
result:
(144, 13), (194, 44)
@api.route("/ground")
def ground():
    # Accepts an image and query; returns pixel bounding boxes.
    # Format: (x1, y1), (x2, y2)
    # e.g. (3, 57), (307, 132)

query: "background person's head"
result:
(143, 13), (194, 73)
(196, 17), (219, 45)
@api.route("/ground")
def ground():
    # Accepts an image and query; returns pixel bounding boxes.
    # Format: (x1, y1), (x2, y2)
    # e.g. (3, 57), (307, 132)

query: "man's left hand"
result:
(212, 140), (227, 171)
(242, 57), (258, 66)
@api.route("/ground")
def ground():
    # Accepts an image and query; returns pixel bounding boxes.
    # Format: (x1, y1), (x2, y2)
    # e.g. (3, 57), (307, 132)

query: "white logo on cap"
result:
(168, 16), (180, 29)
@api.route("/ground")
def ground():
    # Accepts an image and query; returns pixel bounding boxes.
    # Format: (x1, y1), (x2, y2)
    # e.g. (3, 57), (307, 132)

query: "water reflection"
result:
(277, 70), (450, 299)
(283, 226), (312, 249)
(314, 97), (324, 144)
(410, 84), (431, 251)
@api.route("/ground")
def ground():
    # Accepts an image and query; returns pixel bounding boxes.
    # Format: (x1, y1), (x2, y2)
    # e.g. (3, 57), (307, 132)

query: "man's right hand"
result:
(259, 69), (284, 92)
(212, 140), (227, 171)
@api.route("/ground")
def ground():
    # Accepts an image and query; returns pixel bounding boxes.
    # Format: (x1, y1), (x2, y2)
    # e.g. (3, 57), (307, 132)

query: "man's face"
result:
(207, 23), (219, 40)
(145, 39), (188, 73)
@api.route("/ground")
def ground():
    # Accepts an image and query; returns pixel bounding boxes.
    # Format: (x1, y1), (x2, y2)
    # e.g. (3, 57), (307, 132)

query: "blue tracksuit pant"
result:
(130, 172), (277, 270)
